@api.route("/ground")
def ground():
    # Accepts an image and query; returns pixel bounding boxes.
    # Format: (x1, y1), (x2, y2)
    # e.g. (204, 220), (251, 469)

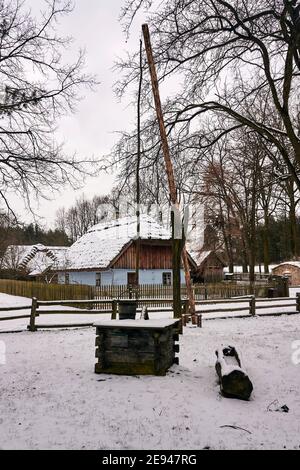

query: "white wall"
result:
(58, 269), (186, 286)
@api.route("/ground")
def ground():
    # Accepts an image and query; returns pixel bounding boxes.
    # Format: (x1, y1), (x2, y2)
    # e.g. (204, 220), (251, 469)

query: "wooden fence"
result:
(92, 282), (286, 300)
(0, 278), (289, 303)
(0, 279), (93, 301)
(1, 293), (299, 331)
(183, 294), (300, 325)
(224, 273), (270, 282)
(0, 297), (185, 331)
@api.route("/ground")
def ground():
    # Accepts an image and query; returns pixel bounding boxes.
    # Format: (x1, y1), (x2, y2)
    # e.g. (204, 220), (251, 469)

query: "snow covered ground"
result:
(0, 291), (300, 449)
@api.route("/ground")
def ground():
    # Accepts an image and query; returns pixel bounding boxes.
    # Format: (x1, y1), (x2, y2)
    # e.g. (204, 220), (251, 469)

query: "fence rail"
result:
(0, 303), (32, 322)
(182, 294), (299, 325)
(0, 293), (299, 331)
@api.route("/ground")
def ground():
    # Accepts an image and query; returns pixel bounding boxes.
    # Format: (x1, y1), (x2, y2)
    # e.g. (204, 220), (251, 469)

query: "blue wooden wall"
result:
(58, 269), (186, 286)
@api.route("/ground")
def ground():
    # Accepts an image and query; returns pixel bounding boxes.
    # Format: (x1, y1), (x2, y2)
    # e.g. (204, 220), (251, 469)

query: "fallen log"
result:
(215, 346), (253, 400)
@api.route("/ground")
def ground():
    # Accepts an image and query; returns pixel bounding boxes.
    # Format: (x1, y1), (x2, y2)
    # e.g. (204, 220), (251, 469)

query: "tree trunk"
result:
(135, 40), (143, 293)
(142, 23), (196, 319)
(181, 244), (195, 322)
(248, 244), (255, 284)
(263, 210), (270, 274)
(226, 206), (235, 274)
(248, 189), (258, 290)
(215, 346), (253, 400)
(249, 212), (256, 287)
(172, 240), (183, 318)
(218, 201), (234, 272)
(241, 237), (248, 273)
(289, 188), (299, 258)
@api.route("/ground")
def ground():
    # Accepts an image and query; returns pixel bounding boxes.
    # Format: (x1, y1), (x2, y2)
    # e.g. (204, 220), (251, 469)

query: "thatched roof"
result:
(64, 215), (171, 271)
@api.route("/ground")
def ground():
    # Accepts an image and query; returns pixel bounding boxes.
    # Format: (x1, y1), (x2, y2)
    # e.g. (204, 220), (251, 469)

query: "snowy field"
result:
(0, 291), (300, 450)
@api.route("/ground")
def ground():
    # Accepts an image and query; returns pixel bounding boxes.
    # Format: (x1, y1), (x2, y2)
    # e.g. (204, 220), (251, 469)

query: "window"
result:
(96, 272), (101, 286)
(162, 272), (172, 286)
(65, 273), (69, 285)
(127, 272), (137, 285)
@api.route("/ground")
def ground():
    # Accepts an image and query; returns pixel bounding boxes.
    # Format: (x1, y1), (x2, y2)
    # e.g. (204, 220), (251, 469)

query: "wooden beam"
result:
(142, 23), (196, 321)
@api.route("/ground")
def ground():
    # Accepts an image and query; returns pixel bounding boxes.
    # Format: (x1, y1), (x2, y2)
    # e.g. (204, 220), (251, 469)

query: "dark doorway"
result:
(127, 272), (137, 285)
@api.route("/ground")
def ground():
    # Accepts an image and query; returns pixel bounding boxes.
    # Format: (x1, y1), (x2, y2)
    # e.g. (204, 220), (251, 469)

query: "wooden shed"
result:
(272, 261), (300, 286)
(191, 250), (226, 283)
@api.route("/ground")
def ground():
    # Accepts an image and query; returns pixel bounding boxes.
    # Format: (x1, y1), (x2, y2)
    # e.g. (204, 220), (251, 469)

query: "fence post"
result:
(28, 297), (38, 331)
(177, 318), (183, 334)
(181, 299), (188, 326)
(183, 299), (189, 315)
(296, 293), (300, 313)
(283, 276), (289, 297)
(111, 299), (117, 320)
(249, 295), (256, 316)
(128, 286), (133, 299)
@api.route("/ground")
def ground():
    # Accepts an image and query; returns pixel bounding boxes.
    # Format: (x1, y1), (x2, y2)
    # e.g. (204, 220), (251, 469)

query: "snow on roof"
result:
(189, 250), (216, 267)
(3, 244), (68, 275)
(191, 250), (212, 266)
(272, 261), (300, 270)
(65, 214), (171, 270)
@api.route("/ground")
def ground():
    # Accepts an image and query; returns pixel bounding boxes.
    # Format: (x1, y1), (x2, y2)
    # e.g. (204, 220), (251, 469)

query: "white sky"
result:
(12, 0), (144, 228)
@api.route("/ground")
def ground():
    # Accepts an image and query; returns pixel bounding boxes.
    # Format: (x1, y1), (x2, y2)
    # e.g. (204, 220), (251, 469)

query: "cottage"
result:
(57, 215), (196, 286)
(190, 250), (226, 283)
(272, 261), (300, 286)
(2, 244), (68, 282)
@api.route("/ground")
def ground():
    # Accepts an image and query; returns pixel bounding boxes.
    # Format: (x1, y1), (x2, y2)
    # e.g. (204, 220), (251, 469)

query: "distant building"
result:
(2, 244), (68, 282)
(56, 215), (197, 286)
(272, 261), (300, 286)
(190, 250), (226, 283)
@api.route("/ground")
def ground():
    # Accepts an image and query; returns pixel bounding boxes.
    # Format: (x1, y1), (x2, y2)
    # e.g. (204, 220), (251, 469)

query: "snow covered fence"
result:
(27, 298), (115, 331)
(1, 293), (299, 332)
(26, 297), (187, 331)
(93, 281), (288, 302)
(187, 294), (300, 322)
(182, 296), (255, 326)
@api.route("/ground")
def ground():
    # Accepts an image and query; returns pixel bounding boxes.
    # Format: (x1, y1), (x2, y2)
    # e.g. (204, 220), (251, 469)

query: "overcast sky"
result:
(15, 0), (143, 228)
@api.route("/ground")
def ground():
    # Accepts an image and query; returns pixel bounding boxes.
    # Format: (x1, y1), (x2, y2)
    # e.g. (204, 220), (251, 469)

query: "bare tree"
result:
(0, 0), (97, 213)
(118, 0), (300, 189)
(277, 175), (300, 257)
(55, 194), (113, 242)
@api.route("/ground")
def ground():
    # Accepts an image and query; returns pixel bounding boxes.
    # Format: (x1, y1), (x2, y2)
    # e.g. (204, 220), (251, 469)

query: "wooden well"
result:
(94, 319), (180, 376)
